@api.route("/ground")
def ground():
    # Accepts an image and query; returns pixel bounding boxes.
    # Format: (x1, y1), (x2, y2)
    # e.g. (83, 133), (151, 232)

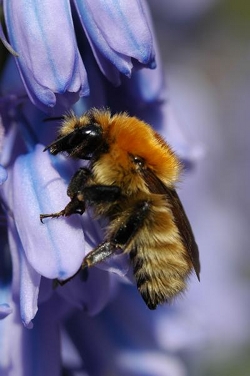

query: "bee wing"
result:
(142, 168), (200, 280)
(164, 187), (200, 280)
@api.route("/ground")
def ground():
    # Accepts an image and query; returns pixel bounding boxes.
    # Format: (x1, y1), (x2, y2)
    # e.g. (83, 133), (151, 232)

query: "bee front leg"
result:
(83, 200), (151, 268)
(40, 198), (85, 222)
(40, 167), (90, 222)
(53, 184), (123, 286)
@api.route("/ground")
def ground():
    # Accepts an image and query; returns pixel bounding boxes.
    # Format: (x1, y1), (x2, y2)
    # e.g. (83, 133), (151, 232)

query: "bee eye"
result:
(133, 156), (144, 168)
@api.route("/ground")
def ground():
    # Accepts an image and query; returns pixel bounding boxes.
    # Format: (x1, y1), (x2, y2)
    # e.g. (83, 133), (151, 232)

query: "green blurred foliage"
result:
(223, 0), (250, 21)
(217, 0), (250, 34)
(196, 345), (250, 376)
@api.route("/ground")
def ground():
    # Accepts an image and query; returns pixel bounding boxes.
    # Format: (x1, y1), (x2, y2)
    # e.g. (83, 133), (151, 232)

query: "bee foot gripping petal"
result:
(12, 144), (86, 280)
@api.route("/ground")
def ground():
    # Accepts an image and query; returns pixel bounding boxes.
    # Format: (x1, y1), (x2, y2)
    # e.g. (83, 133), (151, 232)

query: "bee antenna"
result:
(43, 116), (64, 123)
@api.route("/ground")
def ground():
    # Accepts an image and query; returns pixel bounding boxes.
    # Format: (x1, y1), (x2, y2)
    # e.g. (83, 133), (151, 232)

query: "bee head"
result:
(45, 110), (110, 158)
(45, 109), (181, 193)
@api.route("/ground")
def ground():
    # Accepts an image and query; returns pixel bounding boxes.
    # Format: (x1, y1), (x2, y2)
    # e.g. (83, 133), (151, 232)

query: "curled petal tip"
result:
(0, 165), (8, 184)
(0, 304), (13, 319)
(149, 59), (157, 69)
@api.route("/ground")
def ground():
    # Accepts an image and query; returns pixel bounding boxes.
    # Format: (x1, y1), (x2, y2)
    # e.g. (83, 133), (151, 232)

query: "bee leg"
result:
(83, 241), (120, 268)
(40, 168), (90, 222)
(40, 198), (85, 222)
(83, 200), (151, 268)
(83, 185), (122, 204)
(54, 201), (150, 285)
(67, 167), (91, 198)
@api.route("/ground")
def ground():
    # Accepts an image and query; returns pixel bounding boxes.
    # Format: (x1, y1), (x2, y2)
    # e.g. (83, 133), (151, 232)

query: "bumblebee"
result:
(40, 109), (200, 309)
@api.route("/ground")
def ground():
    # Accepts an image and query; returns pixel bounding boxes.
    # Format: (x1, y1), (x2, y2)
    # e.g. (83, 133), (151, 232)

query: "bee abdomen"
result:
(130, 245), (192, 309)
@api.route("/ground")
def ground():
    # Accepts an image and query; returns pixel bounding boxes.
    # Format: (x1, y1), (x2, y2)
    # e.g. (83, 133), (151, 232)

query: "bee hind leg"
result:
(83, 241), (120, 268)
(83, 200), (151, 267)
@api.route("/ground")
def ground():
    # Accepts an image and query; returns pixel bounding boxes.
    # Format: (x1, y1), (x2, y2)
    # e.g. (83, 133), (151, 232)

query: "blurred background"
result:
(148, 0), (250, 375)
(1, 1), (249, 375)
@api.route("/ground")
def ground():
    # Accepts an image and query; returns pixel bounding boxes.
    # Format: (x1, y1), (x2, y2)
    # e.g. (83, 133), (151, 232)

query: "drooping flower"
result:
(2, 0), (155, 112)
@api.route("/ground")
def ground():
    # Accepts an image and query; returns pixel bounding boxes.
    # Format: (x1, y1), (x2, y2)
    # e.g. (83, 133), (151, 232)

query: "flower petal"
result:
(27, 297), (63, 376)
(0, 165), (8, 184)
(0, 304), (12, 319)
(20, 254), (41, 328)
(125, 1), (164, 103)
(0, 300), (62, 376)
(6, 200), (40, 327)
(12, 144), (85, 280)
(0, 303), (12, 320)
(74, 0), (155, 80)
(84, 0), (154, 63)
(3, 0), (89, 110)
(0, 113), (5, 153)
(84, 38), (128, 86)
(56, 266), (116, 316)
(64, 282), (187, 375)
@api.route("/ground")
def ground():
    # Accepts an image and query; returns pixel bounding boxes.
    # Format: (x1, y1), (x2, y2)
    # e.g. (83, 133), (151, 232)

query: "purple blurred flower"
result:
(0, 165), (7, 184)
(0, 118), (8, 184)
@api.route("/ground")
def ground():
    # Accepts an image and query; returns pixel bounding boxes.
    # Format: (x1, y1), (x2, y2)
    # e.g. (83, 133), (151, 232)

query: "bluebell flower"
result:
(0, 1), (201, 375)
(2, 0), (155, 112)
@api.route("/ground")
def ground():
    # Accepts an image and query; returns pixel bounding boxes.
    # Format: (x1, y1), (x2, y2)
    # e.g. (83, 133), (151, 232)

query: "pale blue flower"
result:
(3, 0), (155, 112)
